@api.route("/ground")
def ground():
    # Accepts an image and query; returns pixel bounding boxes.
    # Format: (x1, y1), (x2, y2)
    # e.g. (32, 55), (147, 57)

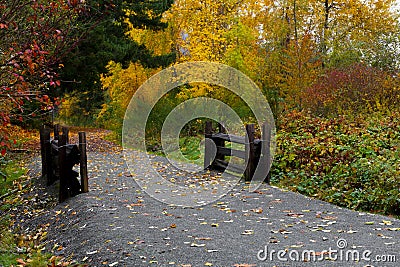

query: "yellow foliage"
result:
(97, 61), (161, 129)
(124, 18), (173, 56)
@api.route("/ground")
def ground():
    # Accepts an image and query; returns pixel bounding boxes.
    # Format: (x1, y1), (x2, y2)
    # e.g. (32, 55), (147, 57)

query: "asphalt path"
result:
(23, 147), (399, 267)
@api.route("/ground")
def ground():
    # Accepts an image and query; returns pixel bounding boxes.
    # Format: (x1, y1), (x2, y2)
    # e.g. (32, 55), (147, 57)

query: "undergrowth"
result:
(271, 110), (400, 217)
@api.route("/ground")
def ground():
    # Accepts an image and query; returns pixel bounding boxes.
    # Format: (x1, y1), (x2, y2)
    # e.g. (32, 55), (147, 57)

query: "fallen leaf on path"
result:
(191, 243), (205, 247)
(196, 237), (212, 240)
(241, 230), (254, 235)
(286, 213), (303, 218)
(251, 208), (263, 214)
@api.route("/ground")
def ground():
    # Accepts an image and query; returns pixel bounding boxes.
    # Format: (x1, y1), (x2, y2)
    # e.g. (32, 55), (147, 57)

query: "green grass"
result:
(0, 215), (19, 266)
(0, 160), (27, 196)
(159, 136), (204, 166)
(0, 160), (27, 266)
(0, 159), (54, 267)
(0, 159), (84, 266)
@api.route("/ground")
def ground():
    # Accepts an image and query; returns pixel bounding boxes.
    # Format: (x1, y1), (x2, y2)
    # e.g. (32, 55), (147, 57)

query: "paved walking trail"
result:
(23, 131), (399, 267)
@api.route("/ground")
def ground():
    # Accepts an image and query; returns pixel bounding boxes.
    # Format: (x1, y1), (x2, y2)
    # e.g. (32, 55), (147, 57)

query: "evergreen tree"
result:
(59, 0), (175, 124)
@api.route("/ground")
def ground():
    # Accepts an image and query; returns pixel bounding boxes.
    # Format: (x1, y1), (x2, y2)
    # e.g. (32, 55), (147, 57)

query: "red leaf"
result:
(1, 149), (6, 156)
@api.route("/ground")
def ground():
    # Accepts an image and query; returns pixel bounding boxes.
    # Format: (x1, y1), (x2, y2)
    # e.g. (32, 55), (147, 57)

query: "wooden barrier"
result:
(40, 125), (89, 202)
(204, 121), (271, 182)
(79, 132), (88, 193)
(58, 134), (68, 202)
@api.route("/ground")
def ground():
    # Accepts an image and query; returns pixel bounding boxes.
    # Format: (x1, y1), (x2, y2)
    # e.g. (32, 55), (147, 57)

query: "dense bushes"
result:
(271, 110), (400, 216)
(303, 63), (400, 116)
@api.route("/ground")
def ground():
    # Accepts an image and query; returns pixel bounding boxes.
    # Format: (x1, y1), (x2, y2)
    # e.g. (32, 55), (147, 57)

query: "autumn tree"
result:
(0, 0), (95, 158)
(59, 0), (175, 124)
(254, 0), (399, 115)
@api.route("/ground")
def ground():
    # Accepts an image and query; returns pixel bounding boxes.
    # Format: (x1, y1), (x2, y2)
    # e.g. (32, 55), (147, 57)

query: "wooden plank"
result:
(79, 132), (89, 193)
(217, 146), (246, 159)
(58, 134), (68, 202)
(214, 159), (245, 174)
(211, 133), (246, 144)
(212, 159), (227, 171)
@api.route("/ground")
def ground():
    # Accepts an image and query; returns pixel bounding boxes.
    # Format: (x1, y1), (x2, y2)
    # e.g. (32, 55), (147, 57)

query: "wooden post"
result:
(62, 126), (69, 144)
(39, 126), (49, 178)
(79, 132), (88, 193)
(218, 123), (226, 134)
(204, 121), (213, 170)
(245, 124), (255, 181)
(58, 134), (68, 202)
(215, 123), (225, 162)
(262, 123), (271, 183)
(44, 130), (54, 186)
(54, 124), (60, 140)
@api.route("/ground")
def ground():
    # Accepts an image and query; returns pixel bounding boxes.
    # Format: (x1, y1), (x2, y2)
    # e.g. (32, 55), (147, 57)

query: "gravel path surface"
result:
(21, 135), (399, 267)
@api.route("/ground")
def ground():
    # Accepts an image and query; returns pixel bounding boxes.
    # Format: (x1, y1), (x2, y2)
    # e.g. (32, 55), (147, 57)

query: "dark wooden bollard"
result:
(54, 124), (60, 140)
(40, 127), (53, 185)
(204, 121), (213, 170)
(262, 123), (272, 183)
(62, 126), (69, 144)
(215, 123), (226, 163)
(39, 127), (48, 177)
(79, 132), (88, 193)
(58, 134), (68, 202)
(245, 124), (255, 181)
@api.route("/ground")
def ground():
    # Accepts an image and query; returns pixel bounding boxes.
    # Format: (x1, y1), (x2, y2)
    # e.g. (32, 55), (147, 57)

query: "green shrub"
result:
(271, 110), (400, 216)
